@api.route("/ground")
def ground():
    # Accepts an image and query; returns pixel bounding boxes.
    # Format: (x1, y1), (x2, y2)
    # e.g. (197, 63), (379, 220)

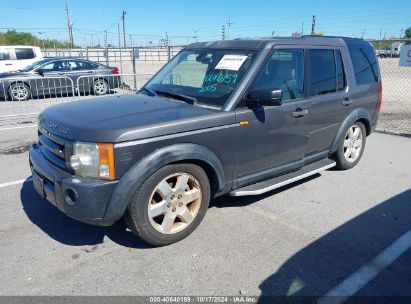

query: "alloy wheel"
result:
(10, 84), (29, 101)
(94, 80), (108, 94)
(148, 172), (202, 234)
(343, 124), (363, 163)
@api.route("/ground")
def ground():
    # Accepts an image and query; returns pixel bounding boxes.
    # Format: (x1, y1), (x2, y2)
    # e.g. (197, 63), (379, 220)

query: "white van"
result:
(0, 46), (43, 72)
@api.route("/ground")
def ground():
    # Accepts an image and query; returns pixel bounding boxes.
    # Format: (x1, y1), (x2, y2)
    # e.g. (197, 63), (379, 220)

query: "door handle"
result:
(5, 63), (12, 66)
(342, 98), (353, 106)
(86, 71), (94, 74)
(292, 109), (308, 118)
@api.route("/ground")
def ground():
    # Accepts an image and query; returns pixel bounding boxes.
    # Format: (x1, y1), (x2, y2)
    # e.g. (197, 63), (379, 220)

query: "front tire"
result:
(8, 83), (31, 101)
(333, 122), (366, 170)
(125, 164), (210, 246)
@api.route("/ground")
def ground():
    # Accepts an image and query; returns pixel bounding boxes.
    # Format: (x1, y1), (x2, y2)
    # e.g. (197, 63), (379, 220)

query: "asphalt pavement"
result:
(0, 127), (410, 300)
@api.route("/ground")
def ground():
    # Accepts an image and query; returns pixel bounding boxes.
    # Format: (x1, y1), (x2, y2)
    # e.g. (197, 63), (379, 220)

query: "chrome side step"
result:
(229, 159), (336, 197)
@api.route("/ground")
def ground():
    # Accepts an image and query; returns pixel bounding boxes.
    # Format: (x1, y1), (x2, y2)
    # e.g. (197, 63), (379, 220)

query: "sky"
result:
(0, 0), (410, 47)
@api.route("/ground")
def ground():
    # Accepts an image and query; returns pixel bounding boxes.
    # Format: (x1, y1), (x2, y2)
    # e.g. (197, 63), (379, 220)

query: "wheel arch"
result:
(8, 80), (32, 90)
(329, 108), (371, 155)
(103, 143), (225, 222)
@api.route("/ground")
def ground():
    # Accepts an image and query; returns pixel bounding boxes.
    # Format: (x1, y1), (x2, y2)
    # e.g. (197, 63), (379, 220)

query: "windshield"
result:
(19, 59), (51, 72)
(144, 49), (258, 109)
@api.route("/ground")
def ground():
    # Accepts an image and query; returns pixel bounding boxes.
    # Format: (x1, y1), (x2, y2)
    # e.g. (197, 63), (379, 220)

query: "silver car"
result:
(0, 58), (121, 101)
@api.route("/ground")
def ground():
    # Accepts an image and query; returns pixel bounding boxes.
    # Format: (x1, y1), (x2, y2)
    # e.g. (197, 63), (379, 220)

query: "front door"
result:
(233, 48), (310, 187)
(36, 60), (72, 96)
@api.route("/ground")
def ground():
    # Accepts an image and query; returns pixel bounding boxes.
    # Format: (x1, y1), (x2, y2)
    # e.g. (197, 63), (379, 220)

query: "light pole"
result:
(38, 32), (45, 49)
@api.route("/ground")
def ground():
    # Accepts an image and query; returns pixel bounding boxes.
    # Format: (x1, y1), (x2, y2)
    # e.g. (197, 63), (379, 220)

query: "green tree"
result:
(0, 30), (77, 48)
(404, 27), (411, 39)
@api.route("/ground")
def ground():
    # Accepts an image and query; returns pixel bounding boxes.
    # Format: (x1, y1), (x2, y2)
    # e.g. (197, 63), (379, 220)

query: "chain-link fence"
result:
(369, 39), (411, 136)
(42, 46), (183, 75)
(1, 42), (410, 136)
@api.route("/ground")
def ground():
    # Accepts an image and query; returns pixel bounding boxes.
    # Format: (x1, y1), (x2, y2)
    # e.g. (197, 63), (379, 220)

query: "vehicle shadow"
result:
(256, 189), (411, 302)
(20, 173), (321, 249)
(20, 178), (154, 249)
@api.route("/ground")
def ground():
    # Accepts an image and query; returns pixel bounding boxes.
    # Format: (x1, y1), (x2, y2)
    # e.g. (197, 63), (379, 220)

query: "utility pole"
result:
(227, 17), (233, 40)
(193, 30), (199, 43)
(104, 30), (108, 65)
(400, 28), (404, 38)
(90, 34), (94, 47)
(361, 28), (365, 39)
(129, 34), (133, 47)
(103, 30), (108, 47)
(121, 10), (127, 48)
(379, 28), (383, 49)
(118, 23), (123, 73)
(222, 25), (225, 40)
(311, 15), (316, 35)
(118, 23), (122, 47)
(64, 0), (74, 48)
(301, 22), (304, 35)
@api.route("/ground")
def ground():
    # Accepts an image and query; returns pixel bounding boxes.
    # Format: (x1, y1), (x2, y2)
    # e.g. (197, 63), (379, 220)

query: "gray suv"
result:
(29, 36), (382, 246)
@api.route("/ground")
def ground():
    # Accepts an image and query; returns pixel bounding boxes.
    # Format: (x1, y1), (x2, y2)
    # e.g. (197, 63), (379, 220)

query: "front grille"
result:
(38, 128), (72, 171)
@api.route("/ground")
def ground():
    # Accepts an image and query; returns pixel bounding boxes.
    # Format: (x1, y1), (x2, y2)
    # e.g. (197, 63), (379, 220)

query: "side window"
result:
(335, 50), (346, 91)
(72, 61), (94, 70)
(15, 48), (35, 60)
(347, 41), (379, 85)
(253, 49), (304, 101)
(0, 50), (10, 61)
(307, 49), (336, 96)
(41, 61), (65, 72)
(66, 61), (79, 70)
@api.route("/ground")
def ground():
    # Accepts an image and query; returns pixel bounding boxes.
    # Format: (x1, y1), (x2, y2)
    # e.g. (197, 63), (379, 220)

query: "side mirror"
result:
(37, 69), (44, 76)
(245, 89), (282, 107)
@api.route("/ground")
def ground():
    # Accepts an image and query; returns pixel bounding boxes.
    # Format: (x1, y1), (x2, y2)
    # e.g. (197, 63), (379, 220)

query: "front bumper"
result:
(29, 143), (120, 226)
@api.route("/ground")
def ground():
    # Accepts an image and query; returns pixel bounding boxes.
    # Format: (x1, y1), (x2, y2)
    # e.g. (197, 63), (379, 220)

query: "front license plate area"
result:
(32, 172), (45, 199)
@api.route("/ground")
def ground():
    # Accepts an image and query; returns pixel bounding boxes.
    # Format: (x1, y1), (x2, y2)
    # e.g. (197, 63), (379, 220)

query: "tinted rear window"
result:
(15, 48), (35, 60)
(307, 49), (336, 96)
(347, 41), (379, 85)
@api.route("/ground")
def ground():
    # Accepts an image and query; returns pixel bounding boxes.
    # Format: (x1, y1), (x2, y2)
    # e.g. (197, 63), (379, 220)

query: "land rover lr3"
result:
(29, 36), (382, 246)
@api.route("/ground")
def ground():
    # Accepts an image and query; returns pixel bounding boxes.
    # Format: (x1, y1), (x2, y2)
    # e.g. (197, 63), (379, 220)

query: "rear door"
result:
(303, 48), (350, 156)
(64, 60), (97, 94)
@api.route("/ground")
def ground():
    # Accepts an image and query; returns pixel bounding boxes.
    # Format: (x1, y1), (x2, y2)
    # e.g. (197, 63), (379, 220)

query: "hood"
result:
(39, 94), (235, 142)
(0, 71), (33, 78)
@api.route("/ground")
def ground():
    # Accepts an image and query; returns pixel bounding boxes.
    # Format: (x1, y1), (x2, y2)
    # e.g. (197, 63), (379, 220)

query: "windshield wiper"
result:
(154, 90), (198, 106)
(139, 87), (157, 96)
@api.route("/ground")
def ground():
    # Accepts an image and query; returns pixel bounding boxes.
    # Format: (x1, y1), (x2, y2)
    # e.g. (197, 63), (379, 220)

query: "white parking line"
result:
(0, 177), (32, 189)
(0, 125), (37, 131)
(318, 229), (411, 304)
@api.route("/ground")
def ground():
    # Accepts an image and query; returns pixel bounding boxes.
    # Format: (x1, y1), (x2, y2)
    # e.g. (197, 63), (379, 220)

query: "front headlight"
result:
(70, 142), (115, 180)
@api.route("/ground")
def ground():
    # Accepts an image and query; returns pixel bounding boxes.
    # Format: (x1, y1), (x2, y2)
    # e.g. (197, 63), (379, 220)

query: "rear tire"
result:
(333, 122), (366, 170)
(92, 79), (109, 95)
(125, 164), (210, 246)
